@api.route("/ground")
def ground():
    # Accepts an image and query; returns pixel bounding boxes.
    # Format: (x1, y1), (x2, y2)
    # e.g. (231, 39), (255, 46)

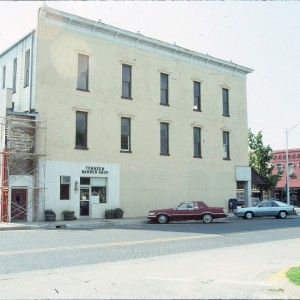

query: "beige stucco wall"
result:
(35, 21), (249, 217)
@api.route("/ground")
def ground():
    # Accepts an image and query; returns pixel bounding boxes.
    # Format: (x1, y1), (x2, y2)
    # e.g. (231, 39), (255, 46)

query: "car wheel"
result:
(202, 214), (213, 224)
(278, 211), (287, 219)
(157, 214), (169, 224)
(244, 211), (253, 220)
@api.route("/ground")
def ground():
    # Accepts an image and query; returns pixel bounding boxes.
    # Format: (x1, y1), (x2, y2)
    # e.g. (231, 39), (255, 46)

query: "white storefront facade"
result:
(45, 161), (120, 220)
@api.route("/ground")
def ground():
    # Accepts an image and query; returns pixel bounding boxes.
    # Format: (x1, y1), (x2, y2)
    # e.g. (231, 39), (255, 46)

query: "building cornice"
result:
(39, 5), (253, 78)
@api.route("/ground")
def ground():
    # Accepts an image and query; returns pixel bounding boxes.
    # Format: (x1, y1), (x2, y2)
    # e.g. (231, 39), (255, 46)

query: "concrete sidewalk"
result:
(0, 216), (148, 231)
(1, 208), (299, 231)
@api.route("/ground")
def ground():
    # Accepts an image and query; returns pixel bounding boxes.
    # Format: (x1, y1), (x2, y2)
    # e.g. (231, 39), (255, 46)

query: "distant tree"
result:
(248, 129), (282, 193)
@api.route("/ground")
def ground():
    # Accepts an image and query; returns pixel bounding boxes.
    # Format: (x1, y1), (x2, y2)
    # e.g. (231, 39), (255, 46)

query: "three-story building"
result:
(0, 5), (253, 221)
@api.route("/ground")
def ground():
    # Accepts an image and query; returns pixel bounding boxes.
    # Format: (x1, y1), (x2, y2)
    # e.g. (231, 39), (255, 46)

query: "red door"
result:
(11, 189), (27, 221)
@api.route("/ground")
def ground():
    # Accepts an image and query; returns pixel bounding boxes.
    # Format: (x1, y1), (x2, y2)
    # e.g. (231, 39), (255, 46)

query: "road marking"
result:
(0, 234), (219, 256)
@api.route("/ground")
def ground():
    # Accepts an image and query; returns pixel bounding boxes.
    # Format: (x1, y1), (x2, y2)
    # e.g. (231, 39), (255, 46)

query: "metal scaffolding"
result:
(0, 115), (47, 222)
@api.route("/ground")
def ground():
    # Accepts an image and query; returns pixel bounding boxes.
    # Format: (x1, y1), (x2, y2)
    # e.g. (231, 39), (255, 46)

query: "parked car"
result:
(148, 201), (228, 224)
(234, 200), (295, 219)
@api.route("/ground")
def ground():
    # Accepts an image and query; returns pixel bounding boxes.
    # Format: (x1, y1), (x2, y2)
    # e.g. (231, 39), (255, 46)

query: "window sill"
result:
(223, 158), (231, 161)
(76, 88), (90, 92)
(121, 96), (133, 100)
(160, 153), (170, 156)
(193, 156), (202, 159)
(75, 146), (89, 150)
(193, 109), (202, 112)
(160, 103), (170, 107)
(222, 114), (230, 117)
(120, 150), (132, 153)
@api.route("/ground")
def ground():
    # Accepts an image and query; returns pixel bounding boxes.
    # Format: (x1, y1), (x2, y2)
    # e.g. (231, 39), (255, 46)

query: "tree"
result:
(248, 129), (282, 193)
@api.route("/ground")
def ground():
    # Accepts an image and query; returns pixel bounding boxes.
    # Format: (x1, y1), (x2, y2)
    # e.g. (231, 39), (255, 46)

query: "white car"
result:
(234, 200), (295, 219)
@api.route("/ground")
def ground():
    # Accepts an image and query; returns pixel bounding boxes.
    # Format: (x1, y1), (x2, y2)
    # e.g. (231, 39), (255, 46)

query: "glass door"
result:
(80, 187), (90, 216)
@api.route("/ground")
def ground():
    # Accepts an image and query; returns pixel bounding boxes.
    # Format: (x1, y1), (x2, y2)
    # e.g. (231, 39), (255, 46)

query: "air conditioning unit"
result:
(60, 176), (71, 184)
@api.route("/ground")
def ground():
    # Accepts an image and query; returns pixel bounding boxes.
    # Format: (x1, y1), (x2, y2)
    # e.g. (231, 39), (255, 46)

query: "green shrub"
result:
(286, 266), (300, 286)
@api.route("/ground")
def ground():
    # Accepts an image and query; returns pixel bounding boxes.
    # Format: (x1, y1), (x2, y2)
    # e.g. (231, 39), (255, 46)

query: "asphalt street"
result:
(0, 216), (300, 299)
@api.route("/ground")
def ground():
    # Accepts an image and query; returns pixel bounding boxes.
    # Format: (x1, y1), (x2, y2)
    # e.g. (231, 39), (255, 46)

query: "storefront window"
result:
(91, 186), (106, 203)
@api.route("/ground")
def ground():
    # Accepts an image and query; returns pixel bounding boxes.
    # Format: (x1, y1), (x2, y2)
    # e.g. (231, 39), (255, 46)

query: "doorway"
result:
(80, 187), (90, 216)
(11, 189), (27, 221)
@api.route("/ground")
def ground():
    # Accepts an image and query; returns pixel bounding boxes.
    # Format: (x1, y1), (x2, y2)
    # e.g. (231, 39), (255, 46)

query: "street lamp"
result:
(285, 124), (300, 205)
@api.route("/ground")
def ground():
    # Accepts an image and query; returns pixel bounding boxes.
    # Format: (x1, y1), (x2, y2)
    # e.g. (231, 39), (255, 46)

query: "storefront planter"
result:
(62, 210), (75, 221)
(105, 209), (115, 219)
(44, 209), (56, 222)
(114, 208), (124, 219)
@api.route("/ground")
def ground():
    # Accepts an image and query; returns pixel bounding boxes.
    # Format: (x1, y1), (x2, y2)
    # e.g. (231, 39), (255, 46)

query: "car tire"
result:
(278, 211), (287, 219)
(244, 211), (253, 220)
(157, 214), (169, 224)
(202, 213), (213, 224)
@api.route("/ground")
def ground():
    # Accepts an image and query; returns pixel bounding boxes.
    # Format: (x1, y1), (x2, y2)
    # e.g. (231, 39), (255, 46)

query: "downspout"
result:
(29, 30), (35, 112)
(1, 148), (9, 222)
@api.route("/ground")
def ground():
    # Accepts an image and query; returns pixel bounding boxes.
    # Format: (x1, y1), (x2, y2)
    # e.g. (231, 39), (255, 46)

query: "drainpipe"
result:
(29, 30), (35, 112)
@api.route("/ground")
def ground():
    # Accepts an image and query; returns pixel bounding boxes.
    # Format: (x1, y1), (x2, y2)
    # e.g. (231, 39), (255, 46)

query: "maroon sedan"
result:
(148, 201), (228, 224)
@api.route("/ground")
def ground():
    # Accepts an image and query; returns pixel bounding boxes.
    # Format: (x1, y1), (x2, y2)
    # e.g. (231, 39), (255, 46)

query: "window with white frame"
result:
(77, 54), (89, 91)
(160, 73), (169, 105)
(276, 163), (283, 173)
(13, 58), (17, 93)
(60, 176), (70, 200)
(193, 81), (201, 111)
(75, 111), (88, 149)
(122, 64), (132, 99)
(121, 117), (131, 152)
(160, 122), (169, 155)
(2, 65), (6, 89)
(222, 88), (229, 116)
(223, 131), (230, 160)
(193, 127), (201, 158)
(24, 50), (30, 88)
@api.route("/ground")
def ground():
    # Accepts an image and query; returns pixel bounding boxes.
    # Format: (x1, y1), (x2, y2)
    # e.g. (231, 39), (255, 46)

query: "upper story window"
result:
(13, 58), (17, 93)
(24, 50), (30, 88)
(121, 117), (131, 152)
(223, 131), (230, 160)
(193, 127), (202, 158)
(75, 111), (88, 149)
(160, 73), (169, 106)
(122, 64), (132, 99)
(222, 88), (229, 116)
(2, 65), (5, 89)
(276, 163), (283, 173)
(193, 81), (201, 111)
(288, 162), (294, 176)
(77, 54), (89, 92)
(160, 122), (169, 155)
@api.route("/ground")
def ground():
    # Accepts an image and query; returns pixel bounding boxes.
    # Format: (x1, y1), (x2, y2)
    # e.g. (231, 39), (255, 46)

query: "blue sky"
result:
(1, 1), (299, 150)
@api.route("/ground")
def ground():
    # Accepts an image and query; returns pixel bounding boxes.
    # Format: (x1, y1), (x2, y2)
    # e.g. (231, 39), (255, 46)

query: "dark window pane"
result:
(160, 73), (168, 105)
(80, 177), (90, 185)
(76, 112), (87, 148)
(60, 184), (70, 200)
(122, 64), (131, 98)
(160, 123), (169, 154)
(121, 117), (130, 151)
(222, 88), (229, 116)
(193, 82), (201, 110)
(193, 127), (201, 157)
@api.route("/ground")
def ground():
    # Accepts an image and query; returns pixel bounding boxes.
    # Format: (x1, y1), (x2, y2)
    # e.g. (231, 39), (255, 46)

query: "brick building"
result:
(272, 148), (300, 205)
